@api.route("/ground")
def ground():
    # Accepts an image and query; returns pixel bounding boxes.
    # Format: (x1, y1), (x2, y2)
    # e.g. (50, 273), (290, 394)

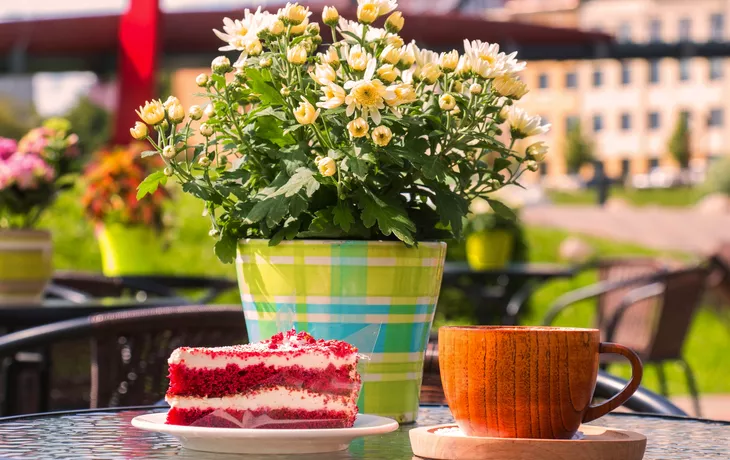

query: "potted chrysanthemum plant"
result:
(81, 143), (171, 276)
(0, 118), (80, 304)
(133, 1), (549, 422)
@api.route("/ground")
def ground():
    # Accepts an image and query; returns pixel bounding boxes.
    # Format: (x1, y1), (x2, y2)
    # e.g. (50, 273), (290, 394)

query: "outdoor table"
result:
(0, 405), (727, 459)
(442, 262), (580, 325)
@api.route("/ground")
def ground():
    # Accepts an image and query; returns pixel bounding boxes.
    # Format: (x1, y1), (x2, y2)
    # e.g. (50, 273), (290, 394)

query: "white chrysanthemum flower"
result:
(337, 18), (388, 43)
(312, 64), (337, 85)
(346, 44), (373, 71)
(357, 0), (398, 15)
(213, 8), (273, 51)
(384, 83), (417, 118)
(527, 141), (548, 161)
(344, 59), (393, 125)
(317, 83), (347, 109)
(408, 42), (439, 68)
(506, 106), (551, 139)
(463, 39), (526, 78)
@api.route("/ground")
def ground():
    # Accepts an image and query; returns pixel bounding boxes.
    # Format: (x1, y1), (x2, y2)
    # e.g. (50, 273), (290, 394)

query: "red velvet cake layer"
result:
(166, 363), (358, 398)
(166, 407), (357, 429)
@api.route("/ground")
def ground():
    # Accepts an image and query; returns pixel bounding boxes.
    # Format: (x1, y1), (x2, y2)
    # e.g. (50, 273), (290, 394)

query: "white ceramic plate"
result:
(131, 412), (399, 454)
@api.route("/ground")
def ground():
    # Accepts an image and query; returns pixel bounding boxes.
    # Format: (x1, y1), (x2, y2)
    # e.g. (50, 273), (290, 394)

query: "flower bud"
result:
(204, 104), (216, 119)
(294, 98), (320, 125)
(417, 63), (442, 84)
(198, 156), (211, 167)
(245, 38), (263, 56)
(200, 123), (214, 137)
(269, 19), (286, 36)
(129, 122), (148, 140)
(167, 101), (185, 123)
(385, 11), (404, 33)
(317, 156), (337, 177)
(164, 166), (174, 176)
(281, 86), (291, 97)
(211, 56), (232, 74)
(357, 3), (379, 24)
(188, 105), (203, 121)
(306, 22), (320, 35)
(195, 73), (209, 87)
(399, 51), (415, 69)
(322, 6), (339, 26)
(347, 117), (369, 138)
(159, 119), (170, 131)
(377, 64), (399, 84)
(287, 44), (308, 65)
(162, 145), (177, 160)
(280, 2), (309, 26)
(386, 34), (404, 48)
(260, 56), (273, 68)
(380, 45), (402, 65)
(525, 160), (539, 172)
(493, 75), (529, 100)
(527, 141), (548, 162)
(371, 125), (393, 147)
(469, 83), (483, 95)
(439, 93), (456, 111)
(208, 228), (219, 236)
(135, 100), (166, 125)
(439, 50), (459, 72)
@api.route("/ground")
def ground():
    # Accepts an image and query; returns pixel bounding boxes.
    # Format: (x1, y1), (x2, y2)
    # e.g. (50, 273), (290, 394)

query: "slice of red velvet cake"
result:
(165, 329), (360, 429)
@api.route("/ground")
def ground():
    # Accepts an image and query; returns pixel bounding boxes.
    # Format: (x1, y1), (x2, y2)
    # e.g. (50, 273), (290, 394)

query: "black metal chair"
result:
(543, 262), (708, 416)
(0, 305), (247, 416)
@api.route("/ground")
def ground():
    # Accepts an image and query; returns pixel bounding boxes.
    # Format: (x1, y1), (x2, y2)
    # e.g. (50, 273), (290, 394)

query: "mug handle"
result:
(582, 342), (644, 423)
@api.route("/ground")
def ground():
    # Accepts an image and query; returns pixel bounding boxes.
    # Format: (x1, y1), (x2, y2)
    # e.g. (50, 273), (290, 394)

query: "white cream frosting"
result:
(168, 348), (356, 370)
(166, 388), (357, 413)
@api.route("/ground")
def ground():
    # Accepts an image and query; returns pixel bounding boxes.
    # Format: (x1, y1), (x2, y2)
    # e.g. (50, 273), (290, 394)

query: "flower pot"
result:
(97, 223), (160, 276)
(236, 239), (447, 423)
(465, 230), (514, 270)
(0, 229), (53, 305)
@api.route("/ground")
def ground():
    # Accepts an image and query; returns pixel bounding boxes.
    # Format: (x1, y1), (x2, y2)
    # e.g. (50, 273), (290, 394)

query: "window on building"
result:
(679, 18), (692, 42)
(539, 162), (548, 177)
(592, 68), (603, 87)
(621, 61), (631, 85)
(681, 110), (692, 124)
(709, 108), (724, 127)
(621, 159), (631, 178)
(618, 22), (632, 43)
(538, 73), (549, 89)
(711, 13), (724, 41)
(565, 72), (578, 88)
(566, 115), (580, 133)
(648, 112), (661, 129)
(679, 58), (691, 81)
(648, 158), (660, 169)
(593, 114), (603, 132)
(710, 57), (724, 80)
(649, 59), (660, 83)
(620, 113), (632, 131)
(649, 19), (662, 42)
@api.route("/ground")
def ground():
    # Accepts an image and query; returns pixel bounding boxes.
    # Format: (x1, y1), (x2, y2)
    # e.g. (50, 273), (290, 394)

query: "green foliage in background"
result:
(0, 97), (36, 139)
(704, 156), (730, 197)
(564, 123), (594, 174)
(668, 115), (691, 170)
(63, 96), (111, 156)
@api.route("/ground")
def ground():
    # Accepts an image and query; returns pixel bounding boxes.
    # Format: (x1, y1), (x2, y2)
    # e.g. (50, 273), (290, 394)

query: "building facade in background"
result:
(499, 0), (730, 181)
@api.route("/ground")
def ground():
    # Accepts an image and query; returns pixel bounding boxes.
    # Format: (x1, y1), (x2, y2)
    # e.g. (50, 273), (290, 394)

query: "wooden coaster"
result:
(409, 424), (646, 460)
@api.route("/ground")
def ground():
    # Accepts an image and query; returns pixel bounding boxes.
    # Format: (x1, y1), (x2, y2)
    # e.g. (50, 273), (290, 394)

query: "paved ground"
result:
(522, 204), (730, 255)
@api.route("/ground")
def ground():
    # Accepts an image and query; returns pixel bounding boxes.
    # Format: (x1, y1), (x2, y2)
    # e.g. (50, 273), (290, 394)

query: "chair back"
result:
(595, 258), (666, 345)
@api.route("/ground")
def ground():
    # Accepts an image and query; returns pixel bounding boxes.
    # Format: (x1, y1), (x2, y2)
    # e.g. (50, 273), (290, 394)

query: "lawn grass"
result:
(548, 186), (704, 208)
(38, 190), (730, 396)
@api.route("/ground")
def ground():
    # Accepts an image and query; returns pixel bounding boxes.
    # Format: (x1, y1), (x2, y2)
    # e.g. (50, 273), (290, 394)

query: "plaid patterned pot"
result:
(236, 239), (447, 423)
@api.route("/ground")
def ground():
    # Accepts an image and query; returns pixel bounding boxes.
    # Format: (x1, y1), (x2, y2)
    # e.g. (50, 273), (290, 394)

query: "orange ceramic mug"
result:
(439, 326), (643, 439)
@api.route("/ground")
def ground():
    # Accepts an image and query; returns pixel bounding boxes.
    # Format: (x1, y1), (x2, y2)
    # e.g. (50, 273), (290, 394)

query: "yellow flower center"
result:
(237, 26), (249, 36)
(352, 125), (367, 136)
(352, 82), (382, 107)
(479, 53), (495, 65)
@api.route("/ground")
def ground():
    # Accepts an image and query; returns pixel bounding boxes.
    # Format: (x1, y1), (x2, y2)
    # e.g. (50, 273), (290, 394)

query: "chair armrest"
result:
(44, 284), (91, 303)
(604, 282), (665, 342)
(595, 371), (686, 416)
(541, 274), (656, 326)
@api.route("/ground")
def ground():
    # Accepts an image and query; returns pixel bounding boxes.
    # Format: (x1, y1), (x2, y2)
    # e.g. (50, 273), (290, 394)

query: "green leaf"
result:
(487, 199), (517, 221)
(333, 202), (355, 233)
(182, 181), (218, 203)
(136, 171), (166, 200)
(270, 168), (320, 198)
(269, 218), (301, 246)
(342, 156), (368, 180)
(246, 195), (287, 228)
(429, 183), (469, 238)
(214, 232), (238, 264)
(255, 116), (294, 147)
(493, 158), (511, 172)
(245, 68), (285, 106)
(357, 190), (416, 245)
(141, 150), (158, 158)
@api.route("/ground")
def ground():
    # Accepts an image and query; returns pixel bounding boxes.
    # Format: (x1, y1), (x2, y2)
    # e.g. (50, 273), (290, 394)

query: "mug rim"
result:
(439, 326), (599, 333)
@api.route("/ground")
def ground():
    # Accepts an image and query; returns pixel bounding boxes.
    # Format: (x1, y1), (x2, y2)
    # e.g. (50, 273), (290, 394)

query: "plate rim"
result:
(131, 411), (399, 438)
(410, 423), (647, 443)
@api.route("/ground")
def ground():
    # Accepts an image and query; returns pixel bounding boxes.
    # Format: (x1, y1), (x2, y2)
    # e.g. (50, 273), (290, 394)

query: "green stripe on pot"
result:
(97, 223), (160, 276)
(237, 239), (447, 423)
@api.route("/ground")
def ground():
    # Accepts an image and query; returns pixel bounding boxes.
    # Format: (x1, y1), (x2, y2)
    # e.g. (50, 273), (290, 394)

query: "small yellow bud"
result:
(136, 100), (166, 125)
(439, 50), (459, 72)
(347, 117), (369, 138)
(453, 81), (463, 93)
(322, 6), (339, 26)
(525, 160), (539, 172)
(129, 122), (148, 140)
(204, 104), (216, 119)
(439, 93), (456, 111)
(162, 145), (177, 160)
(372, 125), (393, 147)
(281, 86), (291, 97)
(317, 156), (337, 177)
(260, 56), (273, 68)
(166, 101), (185, 123)
(269, 19), (286, 36)
(198, 156), (211, 167)
(399, 51), (415, 68)
(527, 141), (548, 162)
(380, 45), (402, 65)
(279, 2), (310, 26)
(377, 64), (399, 84)
(294, 98), (320, 125)
(386, 34), (404, 48)
(417, 63), (442, 84)
(306, 22), (320, 35)
(320, 46), (340, 68)
(245, 38), (263, 56)
(211, 56), (231, 74)
(287, 44), (308, 65)
(163, 96), (180, 109)
(200, 123), (214, 137)
(188, 105), (203, 121)
(164, 166), (174, 176)
(493, 75), (529, 100)
(195, 73), (209, 87)
(357, 3), (379, 24)
(385, 11), (404, 33)
(469, 83), (483, 95)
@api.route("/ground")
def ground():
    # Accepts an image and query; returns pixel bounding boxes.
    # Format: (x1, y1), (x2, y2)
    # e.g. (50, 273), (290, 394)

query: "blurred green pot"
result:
(465, 230), (514, 270)
(97, 223), (159, 276)
(0, 229), (53, 305)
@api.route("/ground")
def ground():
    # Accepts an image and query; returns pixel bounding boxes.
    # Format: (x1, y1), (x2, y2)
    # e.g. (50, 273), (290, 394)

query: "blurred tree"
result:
(63, 96), (111, 156)
(564, 124), (594, 174)
(668, 115), (691, 170)
(0, 97), (36, 139)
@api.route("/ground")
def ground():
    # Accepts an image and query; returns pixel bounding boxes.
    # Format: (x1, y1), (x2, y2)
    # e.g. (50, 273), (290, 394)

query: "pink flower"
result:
(0, 152), (55, 191)
(0, 137), (17, 160)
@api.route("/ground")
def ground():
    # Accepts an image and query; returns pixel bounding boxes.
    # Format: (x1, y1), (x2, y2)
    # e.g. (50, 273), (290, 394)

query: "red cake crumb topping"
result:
(166, 407), (357, 429)
(166, 363), (359, 398)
